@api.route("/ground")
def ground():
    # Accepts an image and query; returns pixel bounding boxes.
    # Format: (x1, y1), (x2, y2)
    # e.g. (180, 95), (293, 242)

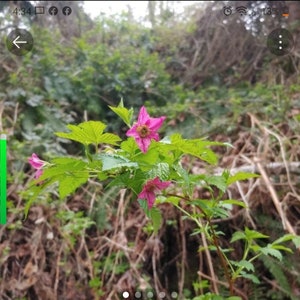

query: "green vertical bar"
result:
(0, 134), (6, 224)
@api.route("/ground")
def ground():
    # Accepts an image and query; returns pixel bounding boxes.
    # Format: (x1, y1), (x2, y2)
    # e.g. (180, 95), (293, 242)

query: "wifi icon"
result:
(236, 6), (247, 16)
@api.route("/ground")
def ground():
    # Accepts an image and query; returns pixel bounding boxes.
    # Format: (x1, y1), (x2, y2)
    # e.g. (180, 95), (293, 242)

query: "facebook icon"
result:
(48, 6), (58, 15)
(62, 6), (72, 16)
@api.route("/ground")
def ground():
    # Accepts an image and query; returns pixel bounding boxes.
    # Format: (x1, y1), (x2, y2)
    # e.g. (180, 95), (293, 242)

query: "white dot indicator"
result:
(279, 35), (282, 38)
(135, 291), (142, 298)
(279, 40), (282, 44)
(158, 292), (166, 298)
(279, 46), (282, 49)
(171, 292), (178, 298)
(122, 291), (129, 299)
(147, 291), (154, 298)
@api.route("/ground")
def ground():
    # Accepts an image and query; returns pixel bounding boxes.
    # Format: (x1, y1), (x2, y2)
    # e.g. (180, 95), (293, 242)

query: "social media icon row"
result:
(49, 6), (72, 16)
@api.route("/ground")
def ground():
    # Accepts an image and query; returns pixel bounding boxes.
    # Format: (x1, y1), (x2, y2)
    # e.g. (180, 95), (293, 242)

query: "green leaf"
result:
(272, 234), (295, 245)
(231, 260), (254, 272)
(292, 236), (300, 248)
(109, 99), (133, 127)
(260, 245), (282, 261)
(121, 137), (138, 156)
(271, 244), (293, 253)
(221, 199), (247, 208)
(134, 145), (160, 169)
(165, 196), (180, 206)
(149, 207), (162, 234)
(96, 153), (138, 171)
(170, 134), (220, 165)
(58, 173), (89, 199)
(148, 163), (170, 181)
(55, 121), (121, 146)
(97, 133), (122, 146)
(39, 158), (87, 180)
(231, 231), (246, 243)
(245, 227), (269, 240)
(240, 272), (260, 284)
(108, 170), (146, 194)
(204, 175), (227, 193)
(227, 172), (260, 186)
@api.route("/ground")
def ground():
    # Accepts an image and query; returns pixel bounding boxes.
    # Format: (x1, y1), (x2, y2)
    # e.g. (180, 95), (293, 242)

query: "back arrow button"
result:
(6, 28), (33, 56)
(13, 35), (28, 49)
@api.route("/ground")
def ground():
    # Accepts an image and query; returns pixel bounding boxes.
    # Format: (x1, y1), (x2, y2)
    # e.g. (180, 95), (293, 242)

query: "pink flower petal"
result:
(126, 124), (139, 138)
(28, 153), (44, 169)
(146, 192), (156, 209)
(35, 169), (43, 179)
(148, 116), (166, 131)
(137, 106), (150, 124)
(139, 137), (151, 153)
(138, 177), (171, 209)
(127, 106), (166, 153)
(148, 132), (159, 141)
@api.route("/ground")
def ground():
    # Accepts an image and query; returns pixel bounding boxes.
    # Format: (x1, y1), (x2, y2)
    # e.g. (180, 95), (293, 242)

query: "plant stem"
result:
(167, 193), (235, 295)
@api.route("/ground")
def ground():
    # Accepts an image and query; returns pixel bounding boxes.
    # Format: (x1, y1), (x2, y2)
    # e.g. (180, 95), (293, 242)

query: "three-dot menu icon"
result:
(267, 28), (294, 56)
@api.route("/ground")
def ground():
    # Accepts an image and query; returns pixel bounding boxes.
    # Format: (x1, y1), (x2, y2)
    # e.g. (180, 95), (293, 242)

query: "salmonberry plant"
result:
(27, 100), (299, 299)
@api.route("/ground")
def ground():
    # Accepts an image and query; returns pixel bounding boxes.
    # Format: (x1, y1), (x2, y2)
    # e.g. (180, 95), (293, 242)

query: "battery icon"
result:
(282, 5), (289, 17)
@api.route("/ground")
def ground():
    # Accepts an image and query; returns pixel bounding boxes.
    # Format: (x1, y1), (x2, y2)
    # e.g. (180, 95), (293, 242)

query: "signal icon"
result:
(236, 6), (247, 16)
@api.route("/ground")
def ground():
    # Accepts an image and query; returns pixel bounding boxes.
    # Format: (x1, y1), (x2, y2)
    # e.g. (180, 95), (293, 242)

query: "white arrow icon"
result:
(13, 35), (27, 49)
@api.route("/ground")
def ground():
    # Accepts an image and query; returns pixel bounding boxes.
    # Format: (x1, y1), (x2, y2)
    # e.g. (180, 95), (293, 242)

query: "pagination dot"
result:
(158, 291), (166, 298)
(147, 291), (154, 298)
(171, 291), (178, 298)
(135, 291), (142, 298)
(122, 291), (130, 299)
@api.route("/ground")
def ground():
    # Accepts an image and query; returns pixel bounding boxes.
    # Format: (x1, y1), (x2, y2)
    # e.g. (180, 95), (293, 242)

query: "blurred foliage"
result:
(1, 1), (299, 155)
(1, 1), (300, 298)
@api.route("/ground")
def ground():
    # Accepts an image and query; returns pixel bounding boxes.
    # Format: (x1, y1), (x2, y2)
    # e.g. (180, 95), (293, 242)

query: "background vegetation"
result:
(0, 0), (300, 299)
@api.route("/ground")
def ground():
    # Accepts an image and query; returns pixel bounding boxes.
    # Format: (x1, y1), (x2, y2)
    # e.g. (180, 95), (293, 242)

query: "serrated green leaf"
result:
(165, 196), (180, 206)
(240, 272), (260, 284)
(56, 121), (106, 145)
(55, 121), (121, 146)
(39, 158), (87, 180)
(121, 137), (138, 155)
(260, 246), (282, 261)
(231, 231), (246, 243)
(58, 173), (89, 199)
(169, 134), (219, 165)
(108, 170), (146, 194)
(245, 227), (269, 240)
(221, 199), (247, 208)
(204, 175), (227, 193)
(97, 133), (121, 145)
(292, 236), (300, 248)
(148, 163), (170, 181)
(134, 146), (159, 169)
(109, 100), (133, 127)
(271, 244), (293, 253)
(149, 207), (162, 234)
(138, 199), (149, 212)
(97, 153), (138, 171)
(231, 260), (254, 272)
(272, 234), (295, 245)
(227, 172), (260, 186)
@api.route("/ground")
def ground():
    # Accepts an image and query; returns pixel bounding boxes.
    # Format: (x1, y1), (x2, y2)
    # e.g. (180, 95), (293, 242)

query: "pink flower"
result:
(138, 177), (171, 209)
(126, 106), (166, 153)
(28, 153), (46, 179)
